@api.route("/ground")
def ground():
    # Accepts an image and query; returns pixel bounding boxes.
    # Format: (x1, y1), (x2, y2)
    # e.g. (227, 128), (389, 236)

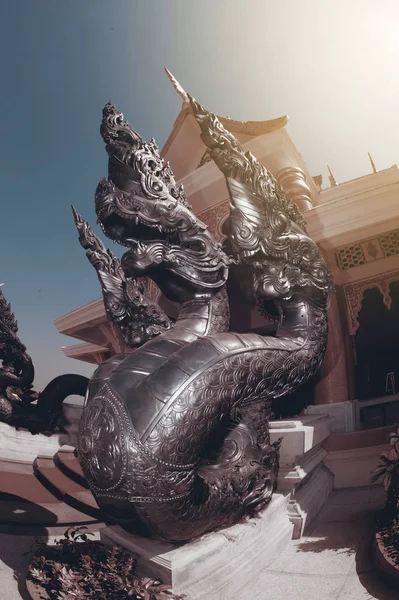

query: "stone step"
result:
(53, 445), (88, 489)
(33, 456), (101, 520)
(0, 460), (98, 526)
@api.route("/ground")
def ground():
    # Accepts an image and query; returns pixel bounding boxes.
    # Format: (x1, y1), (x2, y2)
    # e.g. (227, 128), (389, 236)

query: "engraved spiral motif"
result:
(78, 392), (128, 492)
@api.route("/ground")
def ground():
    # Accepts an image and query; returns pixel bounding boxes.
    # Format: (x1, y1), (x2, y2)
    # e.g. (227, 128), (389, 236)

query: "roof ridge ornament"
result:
(188, 93), (308, 233)
(327, 165), (338, 187)
(164, 67), (190, 109)
(368, 152), (378, 174)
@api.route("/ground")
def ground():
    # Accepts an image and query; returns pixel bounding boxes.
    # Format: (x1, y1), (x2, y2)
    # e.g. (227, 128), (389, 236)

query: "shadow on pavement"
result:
(0, 492), (54, 599)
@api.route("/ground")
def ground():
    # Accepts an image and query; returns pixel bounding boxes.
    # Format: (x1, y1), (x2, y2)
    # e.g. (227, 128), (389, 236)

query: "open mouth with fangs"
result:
(100, 212), (211, 256)
(99, 212), (179, 248)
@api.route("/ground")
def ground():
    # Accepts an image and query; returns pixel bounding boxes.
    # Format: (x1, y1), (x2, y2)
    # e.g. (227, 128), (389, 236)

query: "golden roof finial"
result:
(164, 67), (189, 109)
(313, 174), (323, 193)
(368, 152), (378, 174)
(327, 165), (337, 187)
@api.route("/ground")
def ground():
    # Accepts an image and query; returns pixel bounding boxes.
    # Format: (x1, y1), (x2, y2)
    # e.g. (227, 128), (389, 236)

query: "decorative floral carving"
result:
(78, 389), (129, 492)
(344, 270), (399, 335)
(337, 228), (399, 272)
(197, 200), (230, 241)
(364, 241), (379, 260)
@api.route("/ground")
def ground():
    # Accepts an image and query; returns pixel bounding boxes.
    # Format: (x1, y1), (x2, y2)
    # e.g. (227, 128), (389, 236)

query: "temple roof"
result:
(218, 114), (288, 137)
(161, 70), (289, 160)
(161, 107), (288, 159)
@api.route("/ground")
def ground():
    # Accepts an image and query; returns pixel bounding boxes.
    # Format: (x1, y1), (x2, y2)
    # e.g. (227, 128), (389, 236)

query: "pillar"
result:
(276, 167), (314, 212)
(306, 287), (357, 432)
(314, 287), (355, 404)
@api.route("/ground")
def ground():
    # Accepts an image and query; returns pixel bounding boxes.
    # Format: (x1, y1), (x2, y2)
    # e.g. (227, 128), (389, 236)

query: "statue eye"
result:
(186, 240), (206, 253)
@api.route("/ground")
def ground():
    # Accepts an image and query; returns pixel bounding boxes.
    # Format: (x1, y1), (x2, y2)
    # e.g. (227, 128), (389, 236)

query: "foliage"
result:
(372, 428), (399, 491)
(371, 427), (399, 521)
(28, 526), (185, 600)
(378, 519), (399, 566)
(0, 288), (18, 333)
(372, 428), (399, 566)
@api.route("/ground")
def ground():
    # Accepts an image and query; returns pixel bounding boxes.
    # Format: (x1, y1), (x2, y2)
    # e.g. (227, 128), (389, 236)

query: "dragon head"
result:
(0, 289), (34, 390)
(95, 103), (231, 302)
(188, 95), (333, 307)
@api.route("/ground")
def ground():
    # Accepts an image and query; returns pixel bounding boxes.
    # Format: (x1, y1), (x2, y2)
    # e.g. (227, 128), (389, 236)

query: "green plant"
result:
(371, 427), (399, 566)
(371, 427), (399, 520)
(28, 526), (185, 600)
(372, 428), (399, 490)
(378, 519), (399, 566)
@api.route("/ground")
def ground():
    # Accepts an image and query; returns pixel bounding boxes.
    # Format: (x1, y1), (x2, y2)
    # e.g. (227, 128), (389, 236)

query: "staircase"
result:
(33, 448), (101, 521)
(0, 412), (104, 530)
(0, 446), (101, 528)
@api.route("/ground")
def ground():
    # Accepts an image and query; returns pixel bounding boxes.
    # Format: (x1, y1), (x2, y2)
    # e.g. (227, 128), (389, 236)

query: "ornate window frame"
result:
(343, 269), (399, 335)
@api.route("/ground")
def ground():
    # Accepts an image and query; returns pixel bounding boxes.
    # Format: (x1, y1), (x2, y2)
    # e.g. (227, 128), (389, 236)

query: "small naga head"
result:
(188, 95), (333, 308)
(95, 103), (231, 302)
(0, 290), (34, 390)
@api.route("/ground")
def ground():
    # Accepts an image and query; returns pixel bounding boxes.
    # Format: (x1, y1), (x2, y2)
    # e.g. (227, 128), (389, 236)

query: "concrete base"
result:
(269, 414), (334, 489)
(304, 401), (356, 433)
(325, 443), (387, 488)
(288, 462), (334, 537)
(101, 493), (293, 600)
(269, 414), (335, 537)
(0, 401), (83, 463)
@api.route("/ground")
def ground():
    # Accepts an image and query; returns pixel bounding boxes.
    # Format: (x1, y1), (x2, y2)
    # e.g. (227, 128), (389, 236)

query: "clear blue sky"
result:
(1, 0), (399, 389)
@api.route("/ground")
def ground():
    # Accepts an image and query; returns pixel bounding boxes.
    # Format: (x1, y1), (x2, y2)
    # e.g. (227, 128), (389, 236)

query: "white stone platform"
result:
(0, 401), (83, 464)
(101, 492), (293, 600)
(269, 414), (334, 490)
(269, 414), (335, 537)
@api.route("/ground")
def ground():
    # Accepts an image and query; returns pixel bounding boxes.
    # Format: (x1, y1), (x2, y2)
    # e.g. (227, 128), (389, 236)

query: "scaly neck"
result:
(275, 293), (322, 342)
(173, 286), (230, 338)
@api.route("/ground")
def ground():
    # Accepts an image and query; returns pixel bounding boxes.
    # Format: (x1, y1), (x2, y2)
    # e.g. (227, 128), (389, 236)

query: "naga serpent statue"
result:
(0, 287), (89, 433)
(73, 89), (332, 543)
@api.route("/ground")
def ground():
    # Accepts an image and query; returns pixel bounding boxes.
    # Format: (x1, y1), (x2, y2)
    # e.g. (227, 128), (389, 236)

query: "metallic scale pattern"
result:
(74, 91), (332, 542)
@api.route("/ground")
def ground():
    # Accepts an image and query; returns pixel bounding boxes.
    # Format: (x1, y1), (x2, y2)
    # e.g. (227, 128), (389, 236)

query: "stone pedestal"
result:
(304, 400), (356, 433)
(269, 414), (335, 537)
(101, 493), (293, 600)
